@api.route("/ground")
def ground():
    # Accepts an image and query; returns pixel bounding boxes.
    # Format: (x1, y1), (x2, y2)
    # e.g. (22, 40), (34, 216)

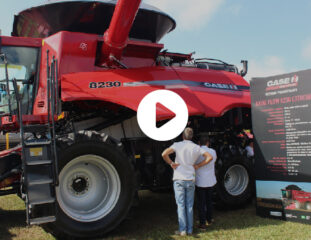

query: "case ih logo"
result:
(266, 75), (299, 91)
(79, 42), (88, 51)
(203, 82), (239, 90)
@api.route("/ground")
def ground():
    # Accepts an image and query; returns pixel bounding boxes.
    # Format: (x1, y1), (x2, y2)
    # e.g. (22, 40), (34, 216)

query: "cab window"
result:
(0, 46), (39, 115)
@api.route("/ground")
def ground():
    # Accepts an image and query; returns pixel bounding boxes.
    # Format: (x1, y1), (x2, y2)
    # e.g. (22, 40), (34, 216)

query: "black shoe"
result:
(198, 224), (207, 230)
(207, 219), (215, 225)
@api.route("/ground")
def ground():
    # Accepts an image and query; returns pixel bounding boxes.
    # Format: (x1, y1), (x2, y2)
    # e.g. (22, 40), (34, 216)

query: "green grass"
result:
(1, 191), (311, 240)
(0, 195), (54, 240)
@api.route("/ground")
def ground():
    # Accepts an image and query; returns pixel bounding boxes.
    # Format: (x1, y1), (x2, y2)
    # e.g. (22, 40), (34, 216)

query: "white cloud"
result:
(302, 40), (311, 60)
(143, 0), (224, 30)
(246, 56), (287, 81)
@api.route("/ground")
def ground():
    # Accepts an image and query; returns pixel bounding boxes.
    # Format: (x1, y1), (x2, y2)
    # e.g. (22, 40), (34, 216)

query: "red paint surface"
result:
(61, 67), (250, 120)
(101, 0), (142, 61)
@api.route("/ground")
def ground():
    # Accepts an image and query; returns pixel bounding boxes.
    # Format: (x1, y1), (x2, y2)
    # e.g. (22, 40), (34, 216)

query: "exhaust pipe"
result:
(240, 60), (248, 77)
(101, 0), (142, 65)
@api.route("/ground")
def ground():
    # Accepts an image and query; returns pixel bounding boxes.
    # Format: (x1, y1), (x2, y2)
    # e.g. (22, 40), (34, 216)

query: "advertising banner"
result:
(251, 69), (311, 223)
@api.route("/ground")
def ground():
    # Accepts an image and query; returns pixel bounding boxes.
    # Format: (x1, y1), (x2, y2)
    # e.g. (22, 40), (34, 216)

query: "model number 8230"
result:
(89, 81), (122, 88)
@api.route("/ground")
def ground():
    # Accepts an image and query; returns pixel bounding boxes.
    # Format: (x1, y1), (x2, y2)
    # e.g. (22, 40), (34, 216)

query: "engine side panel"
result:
(61, 67), (251, 119)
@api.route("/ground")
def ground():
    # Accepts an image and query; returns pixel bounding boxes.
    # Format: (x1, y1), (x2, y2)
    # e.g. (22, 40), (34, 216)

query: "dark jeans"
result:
(196, 186), (214, 224)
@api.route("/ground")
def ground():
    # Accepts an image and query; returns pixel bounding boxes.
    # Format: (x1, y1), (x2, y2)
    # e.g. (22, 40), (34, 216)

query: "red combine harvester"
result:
(282, 185), (311, 210)
(0, 0), (252, 238)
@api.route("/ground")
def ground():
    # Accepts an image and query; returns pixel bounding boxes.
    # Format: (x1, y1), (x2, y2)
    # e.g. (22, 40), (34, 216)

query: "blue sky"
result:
(1, 0), (311, 81)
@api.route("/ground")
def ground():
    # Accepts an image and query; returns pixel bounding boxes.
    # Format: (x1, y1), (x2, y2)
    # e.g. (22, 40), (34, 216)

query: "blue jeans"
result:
(173, 180), (195, 233)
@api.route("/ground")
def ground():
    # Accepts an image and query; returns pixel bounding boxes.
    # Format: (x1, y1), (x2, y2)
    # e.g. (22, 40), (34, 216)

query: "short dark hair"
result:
(200, 135), (210, 145)
(183, 127), (193, 140)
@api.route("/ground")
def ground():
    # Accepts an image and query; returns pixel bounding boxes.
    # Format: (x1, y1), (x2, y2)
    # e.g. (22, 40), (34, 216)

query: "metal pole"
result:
(51, 56), (59, 185)
(55, 59), (59, 115)
(46, 50), (50, 128)
(5, 133), (9, 149)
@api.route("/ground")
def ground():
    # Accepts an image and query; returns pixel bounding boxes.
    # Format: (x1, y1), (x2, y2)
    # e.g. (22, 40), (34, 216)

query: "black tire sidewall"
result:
(52, 141), (135, 238)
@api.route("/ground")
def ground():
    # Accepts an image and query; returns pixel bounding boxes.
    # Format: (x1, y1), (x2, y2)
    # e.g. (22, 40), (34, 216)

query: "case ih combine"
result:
(0, 0), (252, 238)
(282, 185), (311, 210)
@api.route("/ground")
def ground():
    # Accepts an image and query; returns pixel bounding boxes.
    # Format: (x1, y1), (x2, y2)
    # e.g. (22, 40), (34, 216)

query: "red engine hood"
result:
(61, 66), (251, 120)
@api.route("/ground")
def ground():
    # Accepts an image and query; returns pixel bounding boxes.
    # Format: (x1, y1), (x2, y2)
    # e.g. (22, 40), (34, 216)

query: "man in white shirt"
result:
(162, 128), (212, 236)
(245, 140), (254, 158)
(195, 135), (217, 229)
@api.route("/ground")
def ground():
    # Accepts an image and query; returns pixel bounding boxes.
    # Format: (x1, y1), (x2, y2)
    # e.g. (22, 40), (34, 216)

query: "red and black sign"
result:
(251, 69), (311, 224)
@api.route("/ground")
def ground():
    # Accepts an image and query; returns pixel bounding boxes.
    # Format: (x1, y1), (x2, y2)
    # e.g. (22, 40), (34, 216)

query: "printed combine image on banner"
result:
(251, 69), (311, 224)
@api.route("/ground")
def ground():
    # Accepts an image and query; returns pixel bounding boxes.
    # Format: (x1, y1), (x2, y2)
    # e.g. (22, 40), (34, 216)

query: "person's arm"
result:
(162, 148), (180, 170)
(194, 152), (213, 170)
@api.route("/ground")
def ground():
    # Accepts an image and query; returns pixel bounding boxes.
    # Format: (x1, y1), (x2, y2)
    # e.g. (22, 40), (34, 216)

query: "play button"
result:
(137, 90), (189, 141)
(156, 102), (176, 119)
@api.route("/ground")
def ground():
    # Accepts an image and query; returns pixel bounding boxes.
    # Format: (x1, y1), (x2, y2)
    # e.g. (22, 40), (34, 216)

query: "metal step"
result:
(25, 139), (51, 146)
(28, 177), (53, 186)
(30, 197), (55, 205)
(26, 164), (53, 184)
(29, 216), (56, 225)
(27, 183), (55, 205)
(23, 124), (49, 133)
(26, 159), (52, 166)
(24, 145), (52, 165)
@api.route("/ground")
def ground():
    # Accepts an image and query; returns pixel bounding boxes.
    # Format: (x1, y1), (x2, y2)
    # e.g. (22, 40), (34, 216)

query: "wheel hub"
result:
(71, 176), (89, 195)
(224, 164), (249, 196)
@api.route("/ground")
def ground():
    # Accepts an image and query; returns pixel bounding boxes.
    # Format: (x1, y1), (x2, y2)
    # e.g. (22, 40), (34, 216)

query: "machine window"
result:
(0, 46), (39, 115)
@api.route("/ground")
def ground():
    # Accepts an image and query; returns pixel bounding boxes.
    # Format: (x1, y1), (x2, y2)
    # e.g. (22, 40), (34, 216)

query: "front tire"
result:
(46, 139), (135, 239)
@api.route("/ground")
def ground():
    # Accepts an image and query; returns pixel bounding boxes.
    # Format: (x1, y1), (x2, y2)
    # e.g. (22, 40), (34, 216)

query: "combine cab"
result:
(0, 0), (253, 238)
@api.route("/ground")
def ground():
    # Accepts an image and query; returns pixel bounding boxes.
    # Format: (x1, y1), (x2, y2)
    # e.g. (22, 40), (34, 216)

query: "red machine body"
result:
(0, 0), (250, 129)
(1, 30), (250, 128)
(60, 65), (250, 120)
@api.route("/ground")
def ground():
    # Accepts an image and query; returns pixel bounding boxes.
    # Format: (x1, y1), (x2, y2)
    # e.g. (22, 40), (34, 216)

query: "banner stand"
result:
(252, 69), (311, 223)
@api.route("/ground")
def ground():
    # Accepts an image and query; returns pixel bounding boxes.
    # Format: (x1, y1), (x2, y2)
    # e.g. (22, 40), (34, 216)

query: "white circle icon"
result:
(137, 90), (189, 141)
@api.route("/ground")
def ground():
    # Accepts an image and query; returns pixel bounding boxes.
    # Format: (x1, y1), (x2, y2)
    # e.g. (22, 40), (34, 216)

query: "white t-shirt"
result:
(170, 140), (206, 181)
(195, 145), (217, 187)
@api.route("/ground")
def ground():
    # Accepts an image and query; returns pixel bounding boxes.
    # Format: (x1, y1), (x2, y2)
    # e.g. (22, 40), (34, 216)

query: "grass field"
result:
(1, 191), (311, 240)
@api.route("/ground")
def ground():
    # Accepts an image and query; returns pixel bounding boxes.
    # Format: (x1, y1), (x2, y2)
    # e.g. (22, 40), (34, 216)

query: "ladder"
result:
(14, 52), (60, 225)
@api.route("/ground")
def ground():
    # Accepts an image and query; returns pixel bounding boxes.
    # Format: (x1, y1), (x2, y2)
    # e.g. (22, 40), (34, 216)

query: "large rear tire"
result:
(45, 134), (136, 239)
(216, 156), (253, 209)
